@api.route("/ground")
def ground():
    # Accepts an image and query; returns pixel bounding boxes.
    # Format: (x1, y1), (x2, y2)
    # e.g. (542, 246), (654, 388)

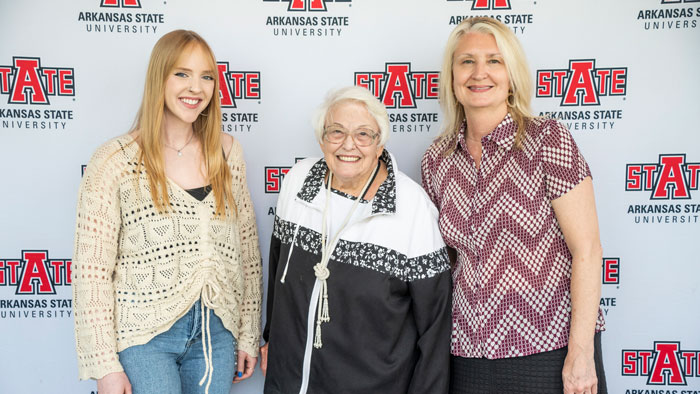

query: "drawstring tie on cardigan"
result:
(199, 280), (222, 394)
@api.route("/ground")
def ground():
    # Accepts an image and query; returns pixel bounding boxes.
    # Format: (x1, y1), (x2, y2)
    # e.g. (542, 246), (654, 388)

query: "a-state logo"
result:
(265, 158), (304, 193)
(101, 0), (141, 7)
(79, 0), (165, 35)
(265, 167), (291, 193)
(446, 0), (534, 34)
(622, 341), (700, 385)
(264, 0), (351, 12)
(602, 258), (619, 284)
(217, 62), (260, 108)
(0, 250), (71, 295)
(536, 59), (627, 106)
(600, 258), (619, 317)
(0, 57), (75, 104)
(447, 0), (511, 10)
(626, 154), (700, 200)
(264, 0), (351, 37)
(355, 63), (439, 109)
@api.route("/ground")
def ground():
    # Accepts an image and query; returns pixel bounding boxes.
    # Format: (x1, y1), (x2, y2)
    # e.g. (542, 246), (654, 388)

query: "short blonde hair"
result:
(312, 86), (390, 146)
(437, 17), (533, 150)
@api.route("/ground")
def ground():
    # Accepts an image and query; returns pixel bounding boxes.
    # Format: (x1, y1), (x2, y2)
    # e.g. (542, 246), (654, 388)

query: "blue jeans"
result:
(119, 300), (237, 394)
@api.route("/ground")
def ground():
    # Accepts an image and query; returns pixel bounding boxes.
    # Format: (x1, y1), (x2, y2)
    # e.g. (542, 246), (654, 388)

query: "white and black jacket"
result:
(263, 151), (451, 394)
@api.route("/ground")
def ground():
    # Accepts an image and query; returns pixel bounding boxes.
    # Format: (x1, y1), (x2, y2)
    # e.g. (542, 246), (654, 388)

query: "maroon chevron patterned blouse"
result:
(421, 114), (605, 359)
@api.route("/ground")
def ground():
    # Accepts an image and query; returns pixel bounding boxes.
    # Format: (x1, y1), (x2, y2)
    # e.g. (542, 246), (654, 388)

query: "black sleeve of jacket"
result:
(407, 269), (452, 394)
(262, 227), (281, 343)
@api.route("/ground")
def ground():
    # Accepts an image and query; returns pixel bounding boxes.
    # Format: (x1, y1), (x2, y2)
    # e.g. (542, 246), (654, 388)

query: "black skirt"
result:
(449, 333), (607, 394)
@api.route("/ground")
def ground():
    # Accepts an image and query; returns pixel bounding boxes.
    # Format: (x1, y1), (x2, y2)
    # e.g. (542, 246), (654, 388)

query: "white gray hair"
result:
(312, 86), (390, 146)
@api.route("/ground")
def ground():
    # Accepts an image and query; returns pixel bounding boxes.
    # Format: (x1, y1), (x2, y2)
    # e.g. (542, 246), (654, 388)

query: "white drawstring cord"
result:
(313, 164), (378, 348)
(280, 223), (301, 283)
(198, 281), (222, 394)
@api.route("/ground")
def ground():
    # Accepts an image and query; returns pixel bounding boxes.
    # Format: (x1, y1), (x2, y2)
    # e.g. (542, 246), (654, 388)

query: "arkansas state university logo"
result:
(217, 62), (260, 108)
(100, 0), (141, 7)
(622, 341), (700, 385)
(264, 0), (351, 12)
(265, 167), (291, 193)
(355, 63), (439, 109)
(265, 158), (305, 192)
(0, 57), (75, 105)
(447, 0), (512, 10)
(0, 250), (71, 295)
(536, 60), (627, 106)
(626, 154), (700, 200)
(602, 258), (619, 284)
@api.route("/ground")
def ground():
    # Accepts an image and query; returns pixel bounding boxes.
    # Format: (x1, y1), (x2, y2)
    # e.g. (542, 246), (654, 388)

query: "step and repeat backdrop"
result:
(1, 0), (699, 393)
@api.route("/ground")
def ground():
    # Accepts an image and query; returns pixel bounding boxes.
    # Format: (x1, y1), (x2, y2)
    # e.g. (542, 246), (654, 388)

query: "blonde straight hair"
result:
(437, 17), (533, 151)
(133, 29), (234, 216)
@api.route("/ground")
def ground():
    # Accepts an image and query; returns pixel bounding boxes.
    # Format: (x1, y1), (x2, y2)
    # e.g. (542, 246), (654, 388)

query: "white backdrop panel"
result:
(1, 0), (698, 393)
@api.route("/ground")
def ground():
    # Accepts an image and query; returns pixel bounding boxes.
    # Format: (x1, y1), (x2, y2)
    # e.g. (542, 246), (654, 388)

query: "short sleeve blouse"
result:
(421, 114), (605, 359)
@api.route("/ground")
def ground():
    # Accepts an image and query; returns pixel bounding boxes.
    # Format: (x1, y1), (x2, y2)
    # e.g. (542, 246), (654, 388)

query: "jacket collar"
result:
(296, 149), (397, 215)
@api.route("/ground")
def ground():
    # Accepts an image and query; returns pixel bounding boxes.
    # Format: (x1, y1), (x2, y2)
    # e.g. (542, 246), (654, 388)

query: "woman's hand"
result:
(232, 349), (257, 383)
(562, 342), (597, 394)
(97, 371), (132, 394)
(259, 343), (269, 377)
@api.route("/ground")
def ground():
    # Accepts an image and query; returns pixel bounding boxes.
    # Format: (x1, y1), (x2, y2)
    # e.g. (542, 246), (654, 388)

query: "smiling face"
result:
(163, 44), (215, 129)
(321, 100), (384, 192)
(452, 32), (510, 116)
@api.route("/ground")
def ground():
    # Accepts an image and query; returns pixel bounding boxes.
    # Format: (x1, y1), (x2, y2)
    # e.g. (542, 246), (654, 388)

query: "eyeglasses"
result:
(323, 126), (378, 147)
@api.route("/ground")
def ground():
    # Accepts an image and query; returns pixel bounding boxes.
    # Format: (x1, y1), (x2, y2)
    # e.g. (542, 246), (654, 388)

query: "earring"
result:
(507, 91), (515, 107)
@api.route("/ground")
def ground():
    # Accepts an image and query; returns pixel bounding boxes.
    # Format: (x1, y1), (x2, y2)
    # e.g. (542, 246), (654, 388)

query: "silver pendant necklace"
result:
(164, 132), (194, 157)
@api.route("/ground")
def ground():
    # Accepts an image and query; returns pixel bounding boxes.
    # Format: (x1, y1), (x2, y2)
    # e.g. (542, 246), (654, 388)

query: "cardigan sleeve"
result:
(230, 139), (263, 357)
(72, 141), (125, 380)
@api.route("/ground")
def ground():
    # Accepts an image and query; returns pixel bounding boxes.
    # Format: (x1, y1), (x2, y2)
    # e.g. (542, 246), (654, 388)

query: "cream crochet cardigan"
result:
(72, 135), (262, 380)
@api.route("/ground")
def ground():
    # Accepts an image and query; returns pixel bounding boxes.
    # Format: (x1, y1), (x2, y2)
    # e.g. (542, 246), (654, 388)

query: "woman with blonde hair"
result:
(422, 17), (607, 394)
(72, 29), (262, 394)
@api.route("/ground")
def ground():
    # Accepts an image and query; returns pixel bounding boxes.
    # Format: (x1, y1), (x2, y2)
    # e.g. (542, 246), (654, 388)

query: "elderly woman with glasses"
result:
(259, 86), (452, 394)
